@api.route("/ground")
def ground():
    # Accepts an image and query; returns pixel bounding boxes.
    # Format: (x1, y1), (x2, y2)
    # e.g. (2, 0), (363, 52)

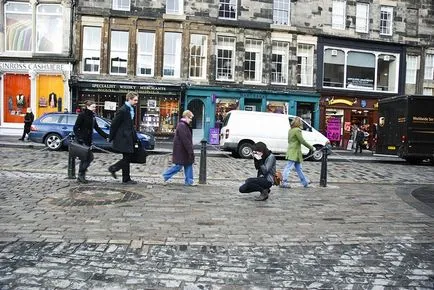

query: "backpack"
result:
(273, 170), (282, 186)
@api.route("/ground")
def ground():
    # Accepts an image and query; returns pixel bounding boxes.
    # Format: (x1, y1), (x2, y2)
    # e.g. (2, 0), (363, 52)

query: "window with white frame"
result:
(380, 6), (393, 35)
(5, 2), (32, 51)
(405, 55), (418, 84)
(216, 36), (235, 81)
(113, 0), (130, 11)
(219, 0), (237, 19)
(423, 88), (434, 96)
(163, 32), (182, 78)
(82, 27), (101, 73)
(110, 31), (129, 75)
(273, 0), (290, 25)
(332, 0), (346, 30)
(189, 34), (207, 79)
(424, 54), (434, 80)
(166, 0), (183, 14)
(244, 39), (263, 83)
(36, 4), (63, 53)
(136, 31), (155, 76)
(271, 41), (288, 84)
(297, 43), (314, 86)
(356, 2), (369, 33)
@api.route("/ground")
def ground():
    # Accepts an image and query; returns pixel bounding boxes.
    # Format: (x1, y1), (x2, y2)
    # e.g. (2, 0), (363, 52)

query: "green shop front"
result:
(185, 86), (320, 144)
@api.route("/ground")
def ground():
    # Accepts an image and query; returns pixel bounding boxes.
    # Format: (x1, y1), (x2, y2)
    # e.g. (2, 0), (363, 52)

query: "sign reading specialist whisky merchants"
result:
(79, 82), (181, 95)
(0, 62), (72, 72)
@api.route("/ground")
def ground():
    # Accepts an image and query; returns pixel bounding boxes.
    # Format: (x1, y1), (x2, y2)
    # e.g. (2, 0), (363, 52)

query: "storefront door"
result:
(188, 99), (204, 144)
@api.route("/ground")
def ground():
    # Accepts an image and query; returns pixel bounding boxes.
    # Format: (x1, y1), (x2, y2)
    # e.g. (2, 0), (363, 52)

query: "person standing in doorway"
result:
(19, 107), (34, 141)
(108, 92), (139, 184)
(73, 100), (109, 183)
(162, 110), (196, 186)
(280, 117), (315, 188)
(354, 125), (365, 154)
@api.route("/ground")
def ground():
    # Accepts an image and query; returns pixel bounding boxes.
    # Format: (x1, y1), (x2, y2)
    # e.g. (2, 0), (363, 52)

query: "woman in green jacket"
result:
(280, 117), (315, 188)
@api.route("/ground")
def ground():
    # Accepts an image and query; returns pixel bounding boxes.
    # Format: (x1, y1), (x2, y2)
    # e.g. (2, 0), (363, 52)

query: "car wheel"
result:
(310, 146), (324, 161)
(238, 142), (254, 159)
(44, 133), (62, 151)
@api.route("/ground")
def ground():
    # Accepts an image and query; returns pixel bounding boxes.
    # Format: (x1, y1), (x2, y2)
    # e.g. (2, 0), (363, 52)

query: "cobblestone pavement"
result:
(0, 148), (433, 289)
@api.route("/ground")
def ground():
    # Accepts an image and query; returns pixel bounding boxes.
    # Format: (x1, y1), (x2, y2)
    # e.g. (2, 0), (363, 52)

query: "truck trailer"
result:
(376, 95), (434, 164)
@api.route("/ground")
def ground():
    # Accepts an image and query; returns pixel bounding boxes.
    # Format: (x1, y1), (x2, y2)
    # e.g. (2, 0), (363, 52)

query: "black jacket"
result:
(23, 112), (34, 129)
(73, 109), (108, 146)
(109, 104), (137, 153)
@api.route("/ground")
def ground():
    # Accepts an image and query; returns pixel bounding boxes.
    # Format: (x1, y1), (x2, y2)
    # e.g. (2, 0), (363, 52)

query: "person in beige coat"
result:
(280, 117), (315, 188)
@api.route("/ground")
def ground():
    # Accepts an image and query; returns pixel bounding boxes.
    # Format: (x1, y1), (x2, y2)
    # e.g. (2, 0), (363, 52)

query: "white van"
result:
(219, 110), (329, 160)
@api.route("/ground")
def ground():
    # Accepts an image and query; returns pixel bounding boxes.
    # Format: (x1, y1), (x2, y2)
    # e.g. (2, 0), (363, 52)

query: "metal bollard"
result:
(199, 138), (207, 184)
(319, 146), (328, 187)
(67, 152), (76, 179)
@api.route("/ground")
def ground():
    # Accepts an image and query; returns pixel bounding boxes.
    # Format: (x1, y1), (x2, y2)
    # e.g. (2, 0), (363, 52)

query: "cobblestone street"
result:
(0, 148), (433, 289)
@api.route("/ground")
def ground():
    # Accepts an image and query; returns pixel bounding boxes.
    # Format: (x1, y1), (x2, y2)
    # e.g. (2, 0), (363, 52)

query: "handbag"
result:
(273, 170), (282, 186)
(130, 143), (147, 164)
(69, 141), (91, 161)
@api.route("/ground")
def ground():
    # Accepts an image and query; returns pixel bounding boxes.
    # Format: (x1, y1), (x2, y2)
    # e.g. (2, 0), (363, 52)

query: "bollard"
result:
(199, 138), (207, 184)
(67, 152), (76, 179)
(319, 146), (328, 187)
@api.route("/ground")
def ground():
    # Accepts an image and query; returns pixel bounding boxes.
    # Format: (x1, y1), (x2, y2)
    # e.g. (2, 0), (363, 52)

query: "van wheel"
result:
(310, 146), (324, 161)
(238, 142), (253, 159)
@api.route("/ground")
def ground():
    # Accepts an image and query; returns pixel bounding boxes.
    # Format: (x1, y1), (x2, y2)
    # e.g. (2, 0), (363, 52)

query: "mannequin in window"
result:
(8, 96), (13, 112)
(49, 92), (57, 108)
(16, 94), (25, 108)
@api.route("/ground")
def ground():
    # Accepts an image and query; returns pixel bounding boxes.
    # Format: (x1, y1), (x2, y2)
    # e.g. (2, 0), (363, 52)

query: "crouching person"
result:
(239, 142), (276, 201)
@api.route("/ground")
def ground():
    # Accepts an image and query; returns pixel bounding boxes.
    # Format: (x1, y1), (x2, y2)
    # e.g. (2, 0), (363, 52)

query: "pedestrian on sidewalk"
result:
(73, 100), (109, 183)
(239, 142), (276, 201)
(280, 117), (315, 188)
(108, 92), (139, 185)
(354, 126), (365, 154)
(19, 107), (34, 141)
(162, 110), (196, 186)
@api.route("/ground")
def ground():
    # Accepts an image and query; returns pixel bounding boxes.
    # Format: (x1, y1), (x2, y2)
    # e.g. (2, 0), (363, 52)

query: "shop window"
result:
(163, 32), (182, 78)
(113, 0), (130, 11)
(244, 39), (263, 83)
(355, 3), (369, 33)
(216, 36), (235, 81)
(323, 48), (345, 88)
(424, 54), (434, 80)
(297, 43), (314, 86)
(166, 0), (183, 14)
(137, 31), (155, 77)
(110, 30), (129, 75)
(380, 6), (393, 36)
(273, 0), (290, 25)
(215, 98), (238, 122)
(37, 75), (64, 117)
(82, 26), (101, 74)
(189, 34), (207, 79)
(36, 4), (63, 53)
(139, 96), (179, 134)
(271, 41), (288, 84)
(377, 54), (397, 92)
(5, 2), (32, 51)
(405, 55), (418, 84)
(219, 0), (237, 20)
(3, 74), (31, 123)
(267, 101), (287, 114)
(346, 51), (375, 90)
(332, 0), (346, 30)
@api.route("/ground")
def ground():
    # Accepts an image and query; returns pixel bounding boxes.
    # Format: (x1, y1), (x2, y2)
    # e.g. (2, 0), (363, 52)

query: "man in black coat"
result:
(73, 100), (108, 183)
(19, 107), (34, 141)
(108, 92), (139, 184)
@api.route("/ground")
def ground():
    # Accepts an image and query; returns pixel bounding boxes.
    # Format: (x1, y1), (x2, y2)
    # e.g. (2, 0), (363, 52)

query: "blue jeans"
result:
(282, 160), (308, 187)
(162, 164), (194, 185)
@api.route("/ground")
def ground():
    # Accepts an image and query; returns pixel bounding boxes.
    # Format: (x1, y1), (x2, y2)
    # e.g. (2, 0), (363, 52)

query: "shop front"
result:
(186, 86), (320, 143)
(71, 80), (183, 137)
(0, 61), (72, 134)
(320, 95), (379, 149)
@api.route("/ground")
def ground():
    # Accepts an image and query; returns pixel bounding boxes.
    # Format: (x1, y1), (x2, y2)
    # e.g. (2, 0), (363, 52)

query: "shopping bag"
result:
(69, 141), (91, 160)
(130, 143), (147, 164)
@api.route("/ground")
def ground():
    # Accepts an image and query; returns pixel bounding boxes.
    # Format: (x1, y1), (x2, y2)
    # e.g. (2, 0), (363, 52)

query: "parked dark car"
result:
(29, 113), (155, 151)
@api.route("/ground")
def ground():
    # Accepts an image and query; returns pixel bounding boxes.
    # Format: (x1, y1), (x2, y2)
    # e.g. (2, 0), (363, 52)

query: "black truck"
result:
(376, 95), (434, 164)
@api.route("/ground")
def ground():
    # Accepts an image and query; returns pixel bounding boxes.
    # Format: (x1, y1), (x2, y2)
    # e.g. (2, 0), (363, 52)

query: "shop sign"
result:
(240, 93), (264, 99)
(104, 101), (117, 111)
(328, 98), (354, 106)
(326, 117), (341, 141)
(209, 128), (220, 145)
(80, 82), (180, 95)
(0, 62), (71, 72)
(344, 121), (352, 132)
(361, 100), (367, 108)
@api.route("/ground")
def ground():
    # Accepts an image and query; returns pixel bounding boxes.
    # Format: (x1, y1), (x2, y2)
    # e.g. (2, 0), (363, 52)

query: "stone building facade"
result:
(70, 0), (433, 144)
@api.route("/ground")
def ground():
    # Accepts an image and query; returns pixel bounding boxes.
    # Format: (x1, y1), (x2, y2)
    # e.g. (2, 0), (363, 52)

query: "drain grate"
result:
(51, 186), (143, 206)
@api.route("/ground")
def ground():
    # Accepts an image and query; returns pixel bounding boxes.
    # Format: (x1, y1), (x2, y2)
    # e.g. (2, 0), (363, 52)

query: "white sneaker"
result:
(184, 182), (198, 187)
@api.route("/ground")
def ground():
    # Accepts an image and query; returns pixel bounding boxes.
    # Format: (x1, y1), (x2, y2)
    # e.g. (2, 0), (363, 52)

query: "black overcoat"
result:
(109, 104), (137, 153)
(23, 112), (34, 130)
(172, 120), (194, 165)
(73, 109), (108, 146)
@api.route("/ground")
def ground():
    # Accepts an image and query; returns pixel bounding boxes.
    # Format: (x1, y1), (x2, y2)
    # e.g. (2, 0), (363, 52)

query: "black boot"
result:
(255, 189), (269, 201)
(77, 172), (88, 184)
